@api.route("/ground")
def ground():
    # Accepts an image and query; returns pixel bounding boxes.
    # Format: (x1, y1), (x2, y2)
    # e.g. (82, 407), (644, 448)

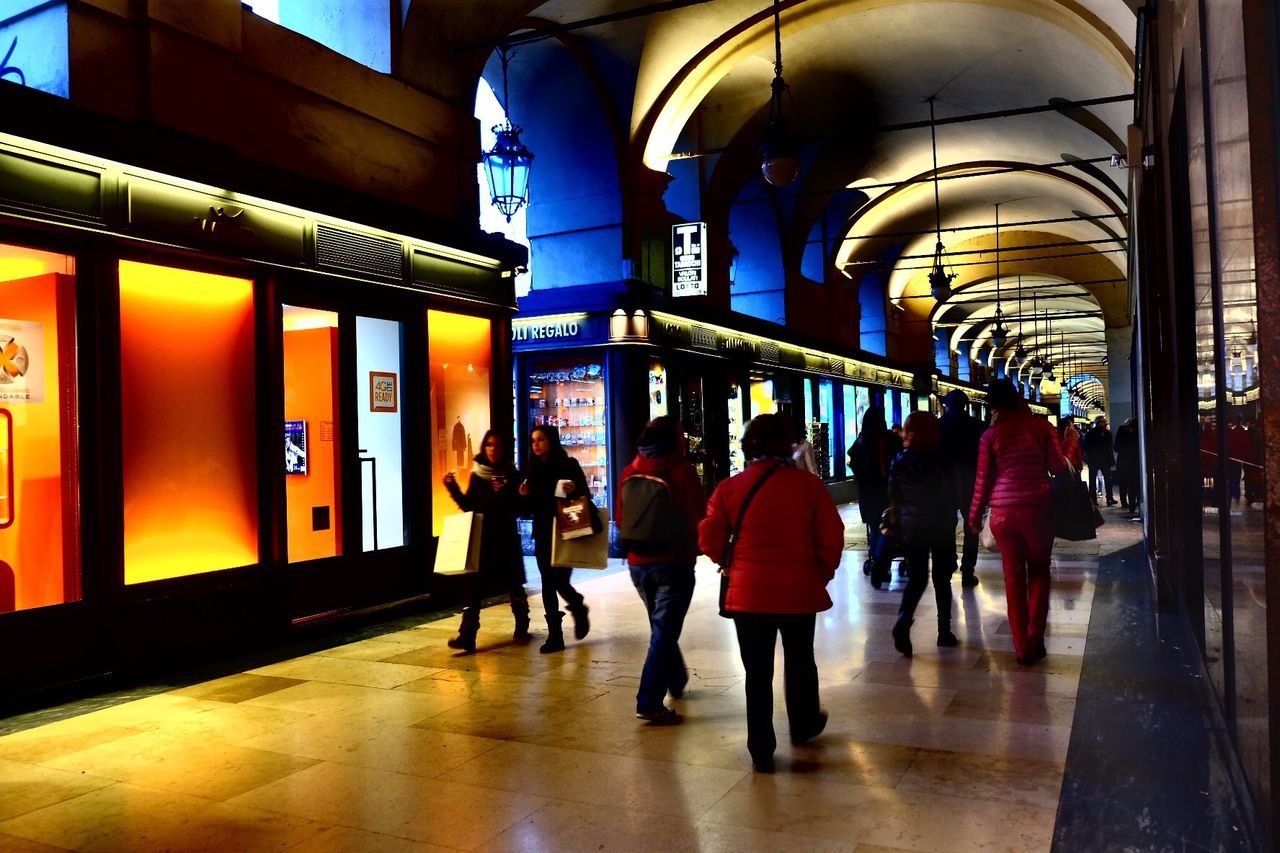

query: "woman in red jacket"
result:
(699, 414), (846, 773)
(968, 380), (1067, 665)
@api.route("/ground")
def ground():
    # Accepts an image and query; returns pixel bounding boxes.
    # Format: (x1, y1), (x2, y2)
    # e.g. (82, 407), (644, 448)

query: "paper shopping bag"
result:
(433, 511), (484, 575)
(552, 506), (609, 569)
(556, 496), (597, 540)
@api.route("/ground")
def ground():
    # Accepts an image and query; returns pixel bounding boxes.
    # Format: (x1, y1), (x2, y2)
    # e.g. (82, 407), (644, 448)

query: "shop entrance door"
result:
(278, 285), (413, 621)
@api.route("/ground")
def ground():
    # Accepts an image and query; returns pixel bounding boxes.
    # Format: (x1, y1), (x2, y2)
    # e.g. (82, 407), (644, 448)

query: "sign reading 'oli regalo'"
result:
(671, 222), (707, 297)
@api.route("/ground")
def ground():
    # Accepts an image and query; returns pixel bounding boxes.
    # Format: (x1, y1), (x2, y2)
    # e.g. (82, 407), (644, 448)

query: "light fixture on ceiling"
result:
(761, 0), (800, 188)
(483, 45), (535, 223)
(927, 97), (957, 302)
(1027, 290), (1043, 375)
(1012, 274), (1028, 365)
(988, 202), (1010, 347)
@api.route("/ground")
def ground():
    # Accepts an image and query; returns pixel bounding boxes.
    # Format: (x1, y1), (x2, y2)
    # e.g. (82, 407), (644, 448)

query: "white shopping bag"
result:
(433, 512), (484, 575)
(551, 506), (609, 569)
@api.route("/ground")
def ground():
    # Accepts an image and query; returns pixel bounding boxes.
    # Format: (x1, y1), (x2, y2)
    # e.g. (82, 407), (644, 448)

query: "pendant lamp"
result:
(761, 0), (800, 187)
(483, 46), (534, 222)
(927, 98), (957, 302)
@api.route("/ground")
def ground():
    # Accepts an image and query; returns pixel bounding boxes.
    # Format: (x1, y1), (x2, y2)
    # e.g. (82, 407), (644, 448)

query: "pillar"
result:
(1107, 326), (1134, 425)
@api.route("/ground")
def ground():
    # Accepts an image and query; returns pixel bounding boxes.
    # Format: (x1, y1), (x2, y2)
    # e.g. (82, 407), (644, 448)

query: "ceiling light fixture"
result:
(1012, 274), (1027, 365)
(760, 0), (800, 187)
(927, 97), (957, 302)
(989, 202), (1009, 347)
(482, 45), (534, 222)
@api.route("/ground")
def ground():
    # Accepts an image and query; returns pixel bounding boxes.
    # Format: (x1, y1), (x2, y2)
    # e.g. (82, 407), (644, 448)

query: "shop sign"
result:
(652, 318), (693, 348)
(512, 318), (583, 342)
(0, 319), (43, 403)
(369, 371), (398, 412)
(671, 222), (707, 297)
(717, 334), (758, 359)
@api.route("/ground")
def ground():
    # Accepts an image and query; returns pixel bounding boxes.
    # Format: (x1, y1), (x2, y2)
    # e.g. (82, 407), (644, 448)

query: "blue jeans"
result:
(630, 562), (694, 714)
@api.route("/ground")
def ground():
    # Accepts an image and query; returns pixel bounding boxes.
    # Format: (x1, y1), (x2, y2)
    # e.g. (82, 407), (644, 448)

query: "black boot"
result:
(937, 621), (958, 647)
(511, 591), (532, 643)
(892, 614), (913, 657)
(567, 601), (590, 641)
(540, 612), (566, 654)
(447, 607), (479, 653)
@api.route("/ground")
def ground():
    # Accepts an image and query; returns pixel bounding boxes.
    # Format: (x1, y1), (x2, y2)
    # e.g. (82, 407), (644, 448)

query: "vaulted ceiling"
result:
(408, 0), (1139, 407)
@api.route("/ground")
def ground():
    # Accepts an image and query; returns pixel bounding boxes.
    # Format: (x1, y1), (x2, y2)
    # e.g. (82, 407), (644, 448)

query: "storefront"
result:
(511, 291), (956, 513)
(0, 131), (522, 700)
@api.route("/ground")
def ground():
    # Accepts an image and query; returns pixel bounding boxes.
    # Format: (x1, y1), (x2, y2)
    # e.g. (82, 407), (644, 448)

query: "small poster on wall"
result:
(0, 319), (44, 404)
(285, 420), (308, 476)
(370, 371), (398, 412)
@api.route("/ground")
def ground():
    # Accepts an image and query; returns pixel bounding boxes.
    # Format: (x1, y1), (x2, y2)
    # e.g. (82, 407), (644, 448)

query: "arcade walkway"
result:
(0, 513), (1144, 851)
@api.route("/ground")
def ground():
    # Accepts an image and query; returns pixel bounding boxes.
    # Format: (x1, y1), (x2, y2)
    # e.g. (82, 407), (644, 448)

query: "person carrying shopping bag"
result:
(848, 407), (902, 588)
(518, 424), (593, 653)
(967, 380), (1068, 666)
(888, 411), (960, 656)
(700, 414), (845, 773)
(442, 430), (530, 652)
(616, 416), (706, 725)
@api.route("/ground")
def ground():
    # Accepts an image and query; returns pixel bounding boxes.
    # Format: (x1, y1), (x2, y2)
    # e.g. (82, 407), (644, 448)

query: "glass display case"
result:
(529, 356), (608, 507)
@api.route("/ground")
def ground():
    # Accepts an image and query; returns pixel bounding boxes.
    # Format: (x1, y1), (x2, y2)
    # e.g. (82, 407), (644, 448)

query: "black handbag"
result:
(718, 461), (785, 618)
(1053, 463), (1103, 541)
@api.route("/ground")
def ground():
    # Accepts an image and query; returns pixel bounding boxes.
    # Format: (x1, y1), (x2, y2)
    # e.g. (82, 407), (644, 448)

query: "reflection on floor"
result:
(0, 507), (1142, 852)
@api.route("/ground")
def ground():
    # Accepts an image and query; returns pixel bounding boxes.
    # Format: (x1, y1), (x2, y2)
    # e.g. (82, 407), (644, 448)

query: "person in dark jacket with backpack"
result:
(700, 414), (845, 773)
(616, 417), (707, 725)
(518, 424), (592, 653)
(888, 412), (959, 656)
(939, 389), (985, 588)
(848, 407), (902, 588)
(442, 430), (530, 652)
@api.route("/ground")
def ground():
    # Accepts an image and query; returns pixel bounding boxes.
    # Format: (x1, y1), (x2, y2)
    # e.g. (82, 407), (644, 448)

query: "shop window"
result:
(428, 311), (492, 536)
(648, 359), (667, 419)
(245, 0), (391, 73)
(727, 373), (746, 476)
(817, 379), (834, 478)
(0, 1), (70, 99)
(356, 316), (405, 551)
(283, 306), (341, 562)
(842, 384), (862, 476)
(750, 377), (777, 416)
(529, 355), (608, 507)
(119, 261), (258, 584)
(0, 243), (78, 613)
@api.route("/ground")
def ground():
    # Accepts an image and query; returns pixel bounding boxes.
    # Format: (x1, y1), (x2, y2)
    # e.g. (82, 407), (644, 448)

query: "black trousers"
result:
(733, 613), (820, 761)
(534, 538), (584, 618)
(899, 525), (956, 630)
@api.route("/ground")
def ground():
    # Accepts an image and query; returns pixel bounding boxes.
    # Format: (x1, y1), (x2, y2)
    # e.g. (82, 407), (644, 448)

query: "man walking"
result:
(939, 390), (985, 587)
(1082, 416), (1116, 506)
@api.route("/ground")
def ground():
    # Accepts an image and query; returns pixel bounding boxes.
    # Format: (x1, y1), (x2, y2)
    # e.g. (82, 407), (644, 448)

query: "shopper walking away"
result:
(1059, 417), (1084, 473)
(519, 424), (593, 653)
(792, 423), (820, 476)
(848, 407), (902, 588)
(939, 389), (984, 588)
(1113, 418), (1140, 511)
(442, 430), (530, 651)
(889, 412), (960, 655)
(616, 417), (706, 726)
(700, 414), (845, 773)
(968, 379), (1067, 666)
(1082, 416), (1115, 505)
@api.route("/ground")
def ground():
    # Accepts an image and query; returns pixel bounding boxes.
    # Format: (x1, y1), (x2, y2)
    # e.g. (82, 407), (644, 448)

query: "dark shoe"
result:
(961, 573), (980, 589)
(668, 681), (686, 700)
(567, 603), (591, 641)
(513, 610), (532, 643)
(636, 706), (682, 726)
(790, 709), (828, 745)
(751, 754), (776, 773)
(539, 612), (565, 654)
(1106, 499), (1118, 507)
(937, 630), (959, 647)
(447, 608), (479, 653)
(863, 558), (873, 576)
(892, 616), (913, 657)
(446, 633), (476, 653)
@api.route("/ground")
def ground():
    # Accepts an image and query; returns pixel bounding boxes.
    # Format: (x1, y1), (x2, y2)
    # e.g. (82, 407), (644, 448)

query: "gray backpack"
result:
(619, 474), (681, 555)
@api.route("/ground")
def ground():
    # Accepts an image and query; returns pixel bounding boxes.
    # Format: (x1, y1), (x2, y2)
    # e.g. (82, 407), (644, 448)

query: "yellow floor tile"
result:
(0, 758), (115, 822)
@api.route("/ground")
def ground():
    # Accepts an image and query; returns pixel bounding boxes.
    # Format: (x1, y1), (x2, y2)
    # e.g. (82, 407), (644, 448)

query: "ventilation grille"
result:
(316, 224), (403, 280)
(691, 325), (717, 350)
(828, 360), (846, 377)
(759, 342), (780, 363)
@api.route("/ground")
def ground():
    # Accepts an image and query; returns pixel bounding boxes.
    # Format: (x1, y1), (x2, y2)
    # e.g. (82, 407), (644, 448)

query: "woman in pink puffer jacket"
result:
(968, 380), (1067, 665)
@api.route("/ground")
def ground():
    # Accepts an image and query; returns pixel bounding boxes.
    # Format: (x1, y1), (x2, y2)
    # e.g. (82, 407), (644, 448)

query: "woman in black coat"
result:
(887, 411), (959, 656)
(1113, 418), (1141, 511)
(442, 430), (530, 652)
(848, 407), (902, 588)
(518, 424), (593, 653)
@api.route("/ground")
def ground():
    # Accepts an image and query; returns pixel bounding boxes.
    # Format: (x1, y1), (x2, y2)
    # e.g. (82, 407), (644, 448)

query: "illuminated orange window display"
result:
(0, 244), (79, 613)
(119, 261), (259, 584)
(428, 311), (492, 536)
(282, 306), (342, 562)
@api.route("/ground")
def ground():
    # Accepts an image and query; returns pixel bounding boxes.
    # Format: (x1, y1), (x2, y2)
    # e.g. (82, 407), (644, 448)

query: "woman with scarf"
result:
(518, 424), (593, 653)
(968, 380), (1068, 666)
(442, 430), (529, 652)
(888, 411), (958, 656)
(848, 407), (902, 588)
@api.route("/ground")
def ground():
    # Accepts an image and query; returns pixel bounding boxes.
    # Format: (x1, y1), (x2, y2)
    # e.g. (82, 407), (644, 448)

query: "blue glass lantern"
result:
(483, 122), (533, 222)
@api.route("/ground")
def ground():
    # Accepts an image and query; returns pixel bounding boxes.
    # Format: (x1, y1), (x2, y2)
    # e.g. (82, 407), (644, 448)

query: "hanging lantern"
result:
(761, 1), (799, 188)
(482, 47), (534, 222)
(990, 307), (1009, 349)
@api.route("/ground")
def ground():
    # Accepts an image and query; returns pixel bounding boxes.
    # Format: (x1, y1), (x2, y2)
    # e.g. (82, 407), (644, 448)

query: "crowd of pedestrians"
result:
(440, 380), (1118, 772)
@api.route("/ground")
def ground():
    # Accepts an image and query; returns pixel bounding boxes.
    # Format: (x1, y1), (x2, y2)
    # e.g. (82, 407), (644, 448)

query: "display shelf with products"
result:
(528, 357), (609, 507)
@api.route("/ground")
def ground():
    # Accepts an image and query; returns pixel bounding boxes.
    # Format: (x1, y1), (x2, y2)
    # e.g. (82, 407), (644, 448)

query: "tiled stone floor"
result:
(0, 507), (1142, 852)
